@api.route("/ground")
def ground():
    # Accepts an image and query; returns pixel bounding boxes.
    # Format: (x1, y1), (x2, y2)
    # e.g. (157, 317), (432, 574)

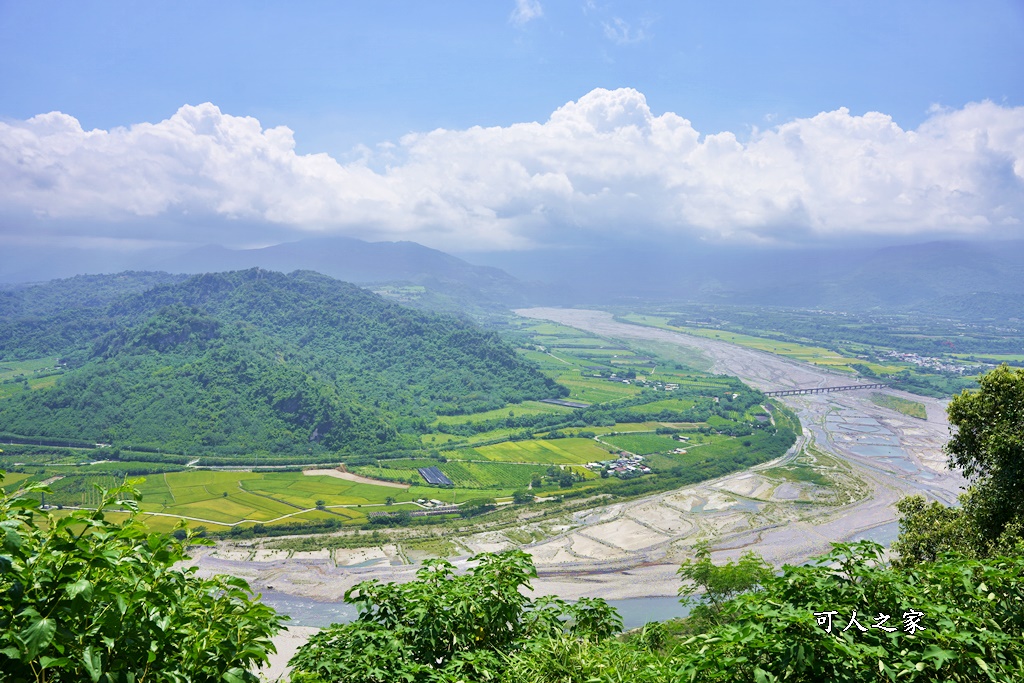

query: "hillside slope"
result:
(0, 269), (565, 455)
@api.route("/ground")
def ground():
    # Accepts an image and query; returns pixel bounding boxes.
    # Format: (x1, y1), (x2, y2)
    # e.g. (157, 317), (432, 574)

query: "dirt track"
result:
(303, 468), (409, 489)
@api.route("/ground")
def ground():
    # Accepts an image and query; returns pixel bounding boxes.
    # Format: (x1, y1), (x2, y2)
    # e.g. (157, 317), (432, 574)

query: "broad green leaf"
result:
(19, 616), (56, 659)
(39, 655), (70, 668)
(82, 646), (103, 682)
(222, 667), (249, 683)
(66, 578), (94, 600)
(2, 525), (22, 549)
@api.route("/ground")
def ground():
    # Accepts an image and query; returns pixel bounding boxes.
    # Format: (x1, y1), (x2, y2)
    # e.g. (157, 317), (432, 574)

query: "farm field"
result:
(586, 422), (667, 435)
(556, 375), (642, 403)
(951, 353), (1024, 363)
(0, 374), (63, 400)
(0, 356), (61, 382)
(0, 471), (32, 492)
(440, 461), (553, 489)
(603, 433), (683, 455)
(420, 432), (464, 446)
(123, 470), (439, 526)
(630, 398), (698, 414)
(459, 437), (612, 465)
(433, 400), (572, 426)
(360, 459), (594, 493)
(568, 347), (636, 357)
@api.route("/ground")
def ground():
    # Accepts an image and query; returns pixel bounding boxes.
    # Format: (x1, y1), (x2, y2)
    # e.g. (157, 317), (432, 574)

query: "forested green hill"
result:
(0, 271), (189, 359)
(0, 269), (565, 455)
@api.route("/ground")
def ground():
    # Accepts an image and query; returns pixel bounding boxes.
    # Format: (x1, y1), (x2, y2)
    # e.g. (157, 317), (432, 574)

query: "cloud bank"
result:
(2, 88), (1022, 251)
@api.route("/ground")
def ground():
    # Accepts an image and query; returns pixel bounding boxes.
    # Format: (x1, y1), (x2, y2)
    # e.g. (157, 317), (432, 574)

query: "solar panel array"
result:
(417, 466), (454, 486)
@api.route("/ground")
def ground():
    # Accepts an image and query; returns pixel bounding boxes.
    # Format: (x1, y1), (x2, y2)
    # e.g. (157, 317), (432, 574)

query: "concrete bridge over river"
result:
(763, 382), (889, 397)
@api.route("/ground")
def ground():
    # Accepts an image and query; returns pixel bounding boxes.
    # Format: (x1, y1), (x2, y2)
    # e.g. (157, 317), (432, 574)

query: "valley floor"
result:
(196, 309), (964, 604)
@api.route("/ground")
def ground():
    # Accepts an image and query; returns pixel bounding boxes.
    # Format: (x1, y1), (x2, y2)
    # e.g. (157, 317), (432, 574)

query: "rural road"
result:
(198, 308), (967, 604)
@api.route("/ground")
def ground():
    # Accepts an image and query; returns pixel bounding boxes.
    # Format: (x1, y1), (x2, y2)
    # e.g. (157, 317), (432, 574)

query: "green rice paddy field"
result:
(602, 433), (682, 455)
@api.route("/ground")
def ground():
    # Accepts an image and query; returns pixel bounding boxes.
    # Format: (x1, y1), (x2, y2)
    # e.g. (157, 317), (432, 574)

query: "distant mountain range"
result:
(2, 233), (1021, 320)
(0, 236), (534, 313)
(475, 238), (1024, 320)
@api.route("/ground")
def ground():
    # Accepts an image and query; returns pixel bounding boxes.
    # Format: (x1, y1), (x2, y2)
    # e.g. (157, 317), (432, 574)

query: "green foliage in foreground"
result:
(893, 365), (1024, 563)
(288, 550), (622, 683)
(676, 540), (773, 628)
(0, 474), (285, 682)
(664, 542), (1024, 682)
(945, 364), (1024, 549)
(290, 543), (1024, 683)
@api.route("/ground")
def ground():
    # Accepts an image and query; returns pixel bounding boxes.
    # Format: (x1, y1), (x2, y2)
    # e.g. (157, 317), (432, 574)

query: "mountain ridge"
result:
(0, 269), (565, 455)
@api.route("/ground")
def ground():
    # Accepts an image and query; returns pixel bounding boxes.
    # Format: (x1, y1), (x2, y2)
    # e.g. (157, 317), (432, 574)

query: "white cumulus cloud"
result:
(1, 88), (1022, 251)
(509, 0), (543, 26)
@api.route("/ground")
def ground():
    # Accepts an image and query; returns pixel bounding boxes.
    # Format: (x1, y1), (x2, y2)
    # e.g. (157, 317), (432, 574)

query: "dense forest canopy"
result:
(0, 269), (565, 455)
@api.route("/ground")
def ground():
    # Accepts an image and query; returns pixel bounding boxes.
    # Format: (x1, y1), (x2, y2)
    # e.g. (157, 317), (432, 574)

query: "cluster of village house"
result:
(416, 498), (450, 508)
(881, 350), (975, 374)
(598, 372), (679, 391)
(585, 453), (652, 478)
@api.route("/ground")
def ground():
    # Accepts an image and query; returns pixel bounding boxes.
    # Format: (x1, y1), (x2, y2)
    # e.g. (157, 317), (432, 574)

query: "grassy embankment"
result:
(868, 392), (928, 419)
(619, 313), (905, 375)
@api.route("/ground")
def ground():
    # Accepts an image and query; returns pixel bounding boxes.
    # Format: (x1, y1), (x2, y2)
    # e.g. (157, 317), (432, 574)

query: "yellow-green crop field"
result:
(0, 374), (62, 400)
(603, 432), (681, 455)
(433, 400), (572, 426)
(556, 374), (642, 403)
(456, 437), (612, 466)
(365, 461), (562, 491)
(0, 471), (33, 492)
(586, 422), (664, 434)
(630, 398), (698, 414)
(131, 470), (437, 526)
(427, 426), (527, 447)
(516, 349), (572, 370)
(570, 348), (635, 357)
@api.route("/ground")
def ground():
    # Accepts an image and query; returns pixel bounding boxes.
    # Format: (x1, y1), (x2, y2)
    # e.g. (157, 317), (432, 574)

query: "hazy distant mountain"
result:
(3, 232), (1021, 320)
(0, 235), (540, 312)
(149, 237), (542, 312)
(473, 239), (1024, 319)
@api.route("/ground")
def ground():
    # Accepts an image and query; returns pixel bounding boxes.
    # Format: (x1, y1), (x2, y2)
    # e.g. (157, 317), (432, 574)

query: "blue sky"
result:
(1, 1), (1022, 252)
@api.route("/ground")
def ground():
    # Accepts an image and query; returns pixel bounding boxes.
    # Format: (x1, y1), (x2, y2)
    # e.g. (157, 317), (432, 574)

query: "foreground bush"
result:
(0, 474), (285, 682)
(291, 542), (1024, 683)
(288, 550), (622, 682)
(664, 541), (1024, 682)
